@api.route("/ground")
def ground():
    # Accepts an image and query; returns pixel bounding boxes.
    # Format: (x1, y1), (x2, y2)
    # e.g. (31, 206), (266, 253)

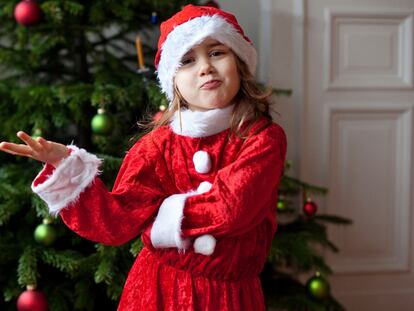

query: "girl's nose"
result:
(198, 58), (214, 76)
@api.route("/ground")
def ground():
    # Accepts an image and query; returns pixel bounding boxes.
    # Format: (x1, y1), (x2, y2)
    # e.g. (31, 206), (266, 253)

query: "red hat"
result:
(155, 4), (257, 101)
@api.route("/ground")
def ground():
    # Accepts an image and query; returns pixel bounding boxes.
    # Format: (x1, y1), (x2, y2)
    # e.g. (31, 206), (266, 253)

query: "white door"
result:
(302, 0), (414, 310)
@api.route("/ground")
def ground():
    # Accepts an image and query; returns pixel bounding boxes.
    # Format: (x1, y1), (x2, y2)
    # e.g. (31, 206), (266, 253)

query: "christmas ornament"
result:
(306, 272), (330, 300)
(31, 128), (43, 139)
(151, 12), (158, 24)
(17, 285), (48, 311)
(14, 0), (43, 27)
(91, 108), (114, 135)
(34, 219), (57, 246)
(303, 198), (318, 217)
(277, 199), (286, 211)
(152, 105), (166, 122)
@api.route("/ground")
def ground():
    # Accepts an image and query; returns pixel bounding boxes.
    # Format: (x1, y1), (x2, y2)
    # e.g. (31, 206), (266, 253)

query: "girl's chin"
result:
(188, 99), (233, 111)
(189, 103), (230, 111)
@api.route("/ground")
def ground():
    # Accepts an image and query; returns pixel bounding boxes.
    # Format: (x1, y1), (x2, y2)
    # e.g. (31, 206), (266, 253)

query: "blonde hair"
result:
(144, 56), (273, 138)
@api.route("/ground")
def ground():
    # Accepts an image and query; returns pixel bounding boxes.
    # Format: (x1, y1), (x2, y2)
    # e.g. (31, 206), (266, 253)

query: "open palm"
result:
(0, 131), (69, 167)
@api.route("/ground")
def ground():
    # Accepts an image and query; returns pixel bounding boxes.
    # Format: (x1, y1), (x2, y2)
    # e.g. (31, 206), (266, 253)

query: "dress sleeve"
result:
(32, 134), (167, 246)
(181, 124), (287, 239)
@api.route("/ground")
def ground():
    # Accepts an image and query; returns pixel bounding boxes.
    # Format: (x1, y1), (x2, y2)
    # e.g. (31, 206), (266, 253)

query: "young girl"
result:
(0, 5), (287, 311)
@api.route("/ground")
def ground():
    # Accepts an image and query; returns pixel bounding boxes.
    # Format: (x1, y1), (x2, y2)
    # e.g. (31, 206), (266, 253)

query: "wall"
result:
(219, 0), (298, 174)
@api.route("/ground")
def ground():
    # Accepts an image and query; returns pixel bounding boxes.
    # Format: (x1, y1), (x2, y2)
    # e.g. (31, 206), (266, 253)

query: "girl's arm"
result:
(181, 124), (287, 238)
(1, 131), (167, 246)
(149, 124), (287, 253)
(54, 140), (166, 246)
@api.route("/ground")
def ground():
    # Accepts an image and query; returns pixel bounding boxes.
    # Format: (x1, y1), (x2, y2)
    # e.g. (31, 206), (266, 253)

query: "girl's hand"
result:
(0, 131), (70, 167)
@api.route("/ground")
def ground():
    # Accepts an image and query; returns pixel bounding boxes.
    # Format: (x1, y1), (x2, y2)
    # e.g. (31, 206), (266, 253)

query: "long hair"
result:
(143, 55), (274, 138)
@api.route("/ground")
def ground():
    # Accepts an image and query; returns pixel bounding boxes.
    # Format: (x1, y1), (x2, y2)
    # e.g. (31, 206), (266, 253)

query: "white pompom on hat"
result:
(154, 4), (257, 102)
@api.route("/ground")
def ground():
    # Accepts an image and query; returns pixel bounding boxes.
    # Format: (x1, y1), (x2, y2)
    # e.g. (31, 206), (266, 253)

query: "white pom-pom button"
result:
(194, 234), (216, 256)
(193, 151), (212, 174)
(197, 181), (212, 194)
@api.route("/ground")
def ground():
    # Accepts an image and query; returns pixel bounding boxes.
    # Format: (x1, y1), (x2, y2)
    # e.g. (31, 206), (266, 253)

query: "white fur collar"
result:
(170, 105), (234, 138)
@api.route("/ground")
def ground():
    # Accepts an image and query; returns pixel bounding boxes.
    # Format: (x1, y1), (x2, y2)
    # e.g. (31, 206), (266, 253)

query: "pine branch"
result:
(18, 246), (39, 287)
(314, 214), (352, 225)
(129, 238), (144, 257)
(40, 249), (82, 277)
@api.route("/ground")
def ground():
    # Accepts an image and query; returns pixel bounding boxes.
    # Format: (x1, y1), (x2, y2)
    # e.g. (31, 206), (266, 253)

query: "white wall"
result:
(219, 0), (299, 174)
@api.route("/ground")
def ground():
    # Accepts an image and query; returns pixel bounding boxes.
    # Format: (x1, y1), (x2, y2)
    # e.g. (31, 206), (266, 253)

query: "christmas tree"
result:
(0, 1), (351, 310)
(262, 160), (352, 310)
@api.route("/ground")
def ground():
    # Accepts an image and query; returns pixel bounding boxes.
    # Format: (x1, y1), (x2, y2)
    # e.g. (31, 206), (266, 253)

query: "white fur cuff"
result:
(150, 192), (196, 251)
(31, 146), (102, 216)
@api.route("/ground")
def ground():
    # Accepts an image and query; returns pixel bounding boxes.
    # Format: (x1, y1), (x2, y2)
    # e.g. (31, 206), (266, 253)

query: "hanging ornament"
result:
(306, 272), (330, 300)
(204, 1), (220, 8)
(303, 197), (318, 217)
(17, 285), (48, 311)
(34, 218), (57, 246)
(277, 197), (286, 211)
(152, 104), (166, 122)
(91, 108), (115, 135)
(14, 0), (43, 27)
(150, 12), (158, 24)
(31, 128), (43, 139)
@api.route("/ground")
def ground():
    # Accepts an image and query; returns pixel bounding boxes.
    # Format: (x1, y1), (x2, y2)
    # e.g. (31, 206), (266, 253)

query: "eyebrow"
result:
(206, 42), (226, 48)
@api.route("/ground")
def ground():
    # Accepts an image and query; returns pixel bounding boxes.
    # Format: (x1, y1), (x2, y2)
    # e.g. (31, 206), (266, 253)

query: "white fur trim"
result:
(170, 104), (233, 137)
(150, 191), (197, 252)
(31, 146), (102, 216)
(197, 181), (212, 194)
(157, 15), (257, 101)
(193, 151), (211, 174)
(194, 234), (216, 256)
(151, 181), (214, 252)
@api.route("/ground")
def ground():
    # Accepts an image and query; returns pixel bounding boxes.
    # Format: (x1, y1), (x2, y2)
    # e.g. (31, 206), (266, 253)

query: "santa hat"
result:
(155, 4), (257, 102)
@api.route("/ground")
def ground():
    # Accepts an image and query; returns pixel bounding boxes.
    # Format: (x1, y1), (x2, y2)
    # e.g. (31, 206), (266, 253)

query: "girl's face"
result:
(174, 37), (240, 111)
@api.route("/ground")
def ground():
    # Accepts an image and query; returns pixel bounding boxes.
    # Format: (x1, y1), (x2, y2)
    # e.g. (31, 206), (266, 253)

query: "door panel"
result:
(303, 1), (414, 310)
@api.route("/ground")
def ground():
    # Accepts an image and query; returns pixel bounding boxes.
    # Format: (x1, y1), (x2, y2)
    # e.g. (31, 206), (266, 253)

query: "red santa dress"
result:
(32, 105), (287, 311)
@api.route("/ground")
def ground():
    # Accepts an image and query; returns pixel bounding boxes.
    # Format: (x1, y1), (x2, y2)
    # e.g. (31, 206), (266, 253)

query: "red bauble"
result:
(17, 288), (48, 311)
(303, 200), (318, 217)
(14, 0), (43, 27)
(153, 111), (164, 122)
(153, 105), (166, 122)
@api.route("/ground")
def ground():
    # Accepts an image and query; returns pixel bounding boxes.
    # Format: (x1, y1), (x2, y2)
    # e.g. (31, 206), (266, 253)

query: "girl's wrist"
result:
(49, 146), (71, 168)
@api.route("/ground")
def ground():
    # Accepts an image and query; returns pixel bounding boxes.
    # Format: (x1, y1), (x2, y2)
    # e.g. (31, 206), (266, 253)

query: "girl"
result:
(0, 5), (287, 311)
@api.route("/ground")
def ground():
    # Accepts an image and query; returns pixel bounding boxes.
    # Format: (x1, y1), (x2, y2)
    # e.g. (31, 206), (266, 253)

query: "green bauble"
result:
(91, 109), (114, 135)
(34, 223), (57, 246)
(277, 199), (286, 211)
(306, 274), (330, 300)
(31, 128), (43, 139)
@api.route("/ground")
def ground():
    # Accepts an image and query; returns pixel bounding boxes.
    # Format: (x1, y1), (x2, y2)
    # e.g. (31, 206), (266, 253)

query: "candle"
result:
(135, 36), (145, 69)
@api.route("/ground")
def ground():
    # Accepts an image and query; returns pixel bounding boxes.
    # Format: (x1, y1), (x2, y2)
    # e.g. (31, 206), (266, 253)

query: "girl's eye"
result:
(181, 57), (194, 65)
(210, 50), (225, 57)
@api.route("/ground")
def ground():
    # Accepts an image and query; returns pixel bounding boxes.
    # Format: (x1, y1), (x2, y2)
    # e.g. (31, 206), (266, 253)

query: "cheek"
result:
(176, 68), (196, 84)
(175, 73), (198, 103)
(227, 68), (241, 95)
(222, 58), (240, 91)
(175, 74), (190, 94)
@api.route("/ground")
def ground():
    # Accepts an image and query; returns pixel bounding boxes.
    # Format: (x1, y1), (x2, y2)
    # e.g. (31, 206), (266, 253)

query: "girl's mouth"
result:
(201, 80), (222, 90)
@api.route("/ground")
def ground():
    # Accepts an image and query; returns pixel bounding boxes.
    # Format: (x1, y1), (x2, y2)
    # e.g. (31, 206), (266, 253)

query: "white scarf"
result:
(170, 105), (234, 138)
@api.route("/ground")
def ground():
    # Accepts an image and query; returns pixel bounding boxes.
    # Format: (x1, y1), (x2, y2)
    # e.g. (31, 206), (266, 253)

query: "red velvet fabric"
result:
(35, 117), (287, 310)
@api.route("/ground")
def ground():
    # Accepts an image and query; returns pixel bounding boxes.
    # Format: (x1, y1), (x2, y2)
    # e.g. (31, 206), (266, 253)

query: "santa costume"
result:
(32, 5), (287, 311)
